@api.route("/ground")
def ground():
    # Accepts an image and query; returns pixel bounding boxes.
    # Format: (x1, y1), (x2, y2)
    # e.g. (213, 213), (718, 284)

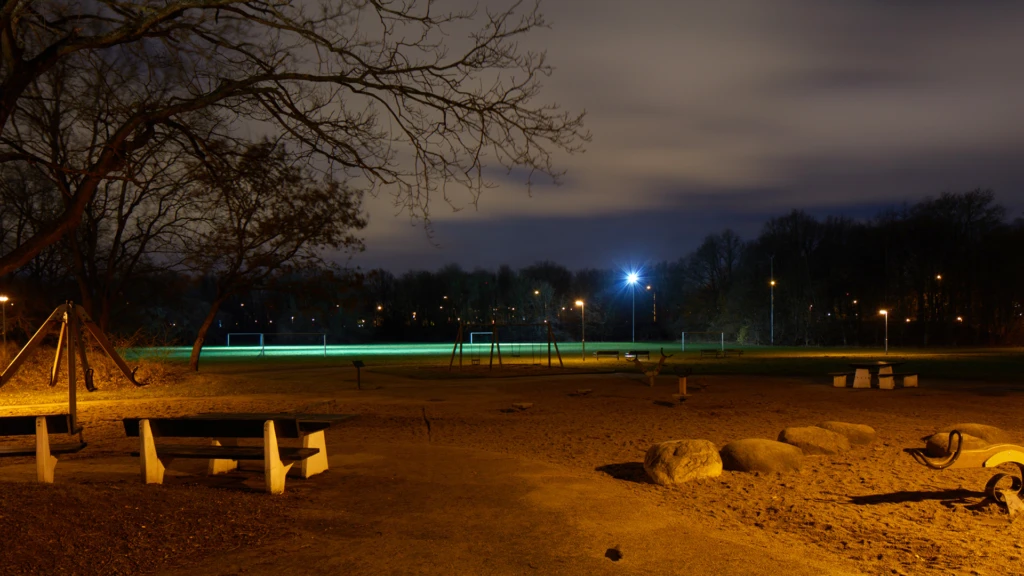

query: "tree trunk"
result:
(189, 295), (228, 372)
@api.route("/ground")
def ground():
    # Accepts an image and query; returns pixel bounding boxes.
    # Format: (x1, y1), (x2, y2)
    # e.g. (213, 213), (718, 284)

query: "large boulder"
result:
(643, 439), (723, 486)
(778, 426), (850, 455)
(817, 421), (876, 445)
(719, 439), (803, 474)
(924, 432), (989, 457)
(923, 424), (1015, 457)
(937, 423), (1014, 445)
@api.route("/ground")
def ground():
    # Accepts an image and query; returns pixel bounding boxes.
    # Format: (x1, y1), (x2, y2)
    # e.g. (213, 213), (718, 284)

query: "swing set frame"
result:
(449, 322), (563, 371)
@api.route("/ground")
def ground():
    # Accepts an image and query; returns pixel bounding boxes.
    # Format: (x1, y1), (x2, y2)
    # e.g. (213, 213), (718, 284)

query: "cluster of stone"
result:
(643, 421), (877, 485)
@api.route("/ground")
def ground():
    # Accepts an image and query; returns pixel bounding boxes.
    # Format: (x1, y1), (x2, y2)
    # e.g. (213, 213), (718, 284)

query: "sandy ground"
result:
(3, 364), (1024, 575)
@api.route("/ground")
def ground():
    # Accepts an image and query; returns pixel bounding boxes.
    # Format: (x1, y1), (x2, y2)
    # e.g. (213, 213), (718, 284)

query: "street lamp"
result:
(575, 300), (585, 361)
(879, 309), (888, 354)
(769, 255), (775, 345)
(646, 285), (656, 322)
(626, 272), (639, 343)
(0, 295), (7, 351)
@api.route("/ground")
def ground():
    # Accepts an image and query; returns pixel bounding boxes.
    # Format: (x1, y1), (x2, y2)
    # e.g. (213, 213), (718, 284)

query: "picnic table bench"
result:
(0, 414), (86, 483)
(833, 362), (918, 389)
(123, 413), (355, 494)
(723, 348), (744, 357)
(593, 350), (619, 360)
(624, 350), (650, 360)
(700, 349), (721, 359)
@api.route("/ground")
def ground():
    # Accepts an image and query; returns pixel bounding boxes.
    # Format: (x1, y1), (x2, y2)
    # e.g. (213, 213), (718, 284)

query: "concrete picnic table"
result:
(848, 361), (905, 389)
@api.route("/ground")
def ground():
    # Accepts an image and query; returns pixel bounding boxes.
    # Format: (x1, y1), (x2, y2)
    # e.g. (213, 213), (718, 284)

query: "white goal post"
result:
(681, 332), (725, 352)
(226, 332), (327, 357)
(469, 331), (494, 344)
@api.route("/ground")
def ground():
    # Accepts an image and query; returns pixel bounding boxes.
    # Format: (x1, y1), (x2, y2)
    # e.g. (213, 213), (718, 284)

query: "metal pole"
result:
(884, 313), (888, 355)
(631, 285), (635, 343)
(2, 300), (6, 351)
(770, 256), (774, 346)
(581, 305), (586, 361)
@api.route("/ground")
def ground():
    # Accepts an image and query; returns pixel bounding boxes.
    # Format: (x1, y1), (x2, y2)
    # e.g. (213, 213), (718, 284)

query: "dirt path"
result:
(3, 366), (1024, 574)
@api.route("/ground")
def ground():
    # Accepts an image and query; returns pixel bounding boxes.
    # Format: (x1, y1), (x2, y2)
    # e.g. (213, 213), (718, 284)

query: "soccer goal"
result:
(680, 332), (725, 352)
(469, 331), (493, 344)
(226, 332), (328, 357)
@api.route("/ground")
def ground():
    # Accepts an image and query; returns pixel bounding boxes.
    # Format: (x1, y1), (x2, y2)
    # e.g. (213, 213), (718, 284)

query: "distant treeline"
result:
(4, 189), (1023, 347)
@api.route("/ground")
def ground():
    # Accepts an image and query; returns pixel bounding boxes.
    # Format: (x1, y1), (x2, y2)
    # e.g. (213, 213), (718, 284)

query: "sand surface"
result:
(3, 365), (1024, 575)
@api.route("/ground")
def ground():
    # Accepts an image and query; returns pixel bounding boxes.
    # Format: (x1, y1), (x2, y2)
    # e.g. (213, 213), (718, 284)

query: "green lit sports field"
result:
(132, 342), (1024, 382)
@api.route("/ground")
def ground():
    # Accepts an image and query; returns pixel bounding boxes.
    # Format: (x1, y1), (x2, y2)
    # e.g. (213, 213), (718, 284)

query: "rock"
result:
(511, 402), (533, 410)
(778, 426), (851, 455)
(719, 439), (803, 473)
(817, 421), (876, 445)
(643, 439), (722, 485)
(924, 432), (989, 457)
(936, 423), (1014, 445)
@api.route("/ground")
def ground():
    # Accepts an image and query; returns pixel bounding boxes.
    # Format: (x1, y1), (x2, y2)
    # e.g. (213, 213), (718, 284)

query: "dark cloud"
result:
(354, 0), (1024, 271)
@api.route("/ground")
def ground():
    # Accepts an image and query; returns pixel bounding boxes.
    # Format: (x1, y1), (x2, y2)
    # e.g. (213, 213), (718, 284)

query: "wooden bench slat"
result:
(123, 417), (305, 439)
(0, 414), (73, 436)
(130, 445), (319, 461)
(0, 442), (87, 457)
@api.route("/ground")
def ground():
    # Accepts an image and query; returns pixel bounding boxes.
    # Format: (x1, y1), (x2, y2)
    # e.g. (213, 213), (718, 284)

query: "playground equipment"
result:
(449, 322), (563, 371)
(0, 302), (145, 481)
(631, 348), (674, 387)
(905, 430), (1024, 514)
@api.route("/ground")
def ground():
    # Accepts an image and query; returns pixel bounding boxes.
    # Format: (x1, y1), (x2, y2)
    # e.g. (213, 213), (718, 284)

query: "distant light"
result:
(443, 296), (448, 300)
(534, 290), (540, 295)
(853, 300), (858, 304)
(377, 305), (382, 311)
(646, 285), (651, 290)
(770, 280), (776, 286)
(879, 309), (888, 315)
(240, 303), (245, 307)
(0, 296), (8, 303)
(957, 316), (963, 322)
(936, 275), (942, 280)
(575, 300), (584, 307)
(626, 273), (639, 285)
(905, 318), (911, 323)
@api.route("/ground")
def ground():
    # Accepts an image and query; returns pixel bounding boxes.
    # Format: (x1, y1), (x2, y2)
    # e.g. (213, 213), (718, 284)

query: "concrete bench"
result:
(878, 373), (919, 389)
(123, 416), (329, 494)
(624, 350), (650, 360)
(0, 414), (86, 483)
(829, 372), (855, 387)
(593, 350), (619, 360)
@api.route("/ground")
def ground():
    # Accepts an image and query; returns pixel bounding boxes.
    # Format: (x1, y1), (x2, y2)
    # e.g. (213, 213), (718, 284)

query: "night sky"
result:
(351, 0), (1024, 273)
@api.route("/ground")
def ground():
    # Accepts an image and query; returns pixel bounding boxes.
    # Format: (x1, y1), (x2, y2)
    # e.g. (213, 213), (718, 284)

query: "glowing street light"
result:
(0, 295), (7, 350)
(879, 309), (888, 354)
(575, 300), (585, 361)
(626, 272), (639, 342)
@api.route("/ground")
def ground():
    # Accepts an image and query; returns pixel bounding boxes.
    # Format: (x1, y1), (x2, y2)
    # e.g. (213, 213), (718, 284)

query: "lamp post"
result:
(626, 273), (639, 343)
(646, 285), (656, 322)
(575, 300), (585, 361)
(879, 309), (888, 354)
(0, 295), (7, 351)
(769, 255), (775, 345)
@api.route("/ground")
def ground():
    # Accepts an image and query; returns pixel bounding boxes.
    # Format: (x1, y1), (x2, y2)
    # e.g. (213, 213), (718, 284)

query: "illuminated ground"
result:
(1, 347), (1024, 574)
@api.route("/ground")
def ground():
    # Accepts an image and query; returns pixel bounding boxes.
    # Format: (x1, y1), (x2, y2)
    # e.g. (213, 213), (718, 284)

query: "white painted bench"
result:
(0, 414), (87, 483)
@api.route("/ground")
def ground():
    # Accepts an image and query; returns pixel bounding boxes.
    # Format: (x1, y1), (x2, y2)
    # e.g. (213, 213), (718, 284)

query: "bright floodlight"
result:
(575, 300), (584, 307)
(626, 273), (639, 285)
(0, 296), (7, 303)
(879, 309), (888, 315)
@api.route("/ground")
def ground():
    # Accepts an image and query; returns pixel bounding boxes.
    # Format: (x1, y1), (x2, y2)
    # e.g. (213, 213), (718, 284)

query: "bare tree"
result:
(0, 0), (589, 275)
(182, 139), (366, 370)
